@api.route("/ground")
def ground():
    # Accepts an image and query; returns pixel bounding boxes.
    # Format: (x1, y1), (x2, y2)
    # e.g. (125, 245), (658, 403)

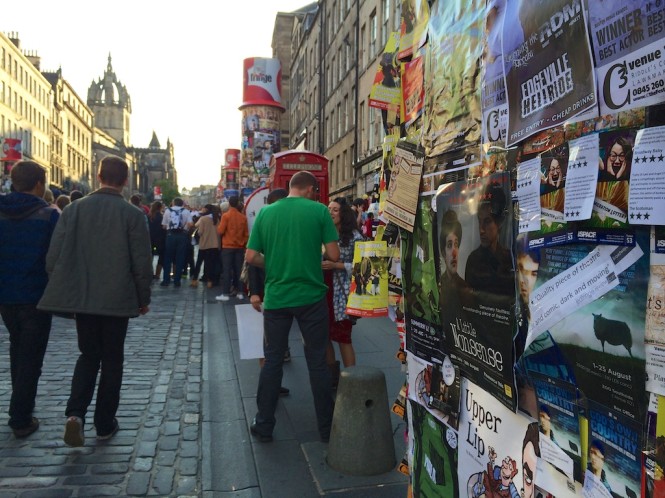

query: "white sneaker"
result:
(237, 294), (245, 300)
(215, 294), (230, 302)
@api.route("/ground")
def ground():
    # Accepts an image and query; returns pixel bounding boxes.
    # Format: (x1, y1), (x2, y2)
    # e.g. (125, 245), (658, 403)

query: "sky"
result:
(5, 0), (311, 190)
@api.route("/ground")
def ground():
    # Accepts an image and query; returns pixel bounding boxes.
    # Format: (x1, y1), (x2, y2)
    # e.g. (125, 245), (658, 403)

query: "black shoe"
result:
(12, 417), (39, 438)
(160, 281), (170, 287)
(279, 386), (290, 396)
(97, 418), (119, 440)
(250, 423), (273, 442)
(320, 433), (330, 443)
(174, 282), (181, 287)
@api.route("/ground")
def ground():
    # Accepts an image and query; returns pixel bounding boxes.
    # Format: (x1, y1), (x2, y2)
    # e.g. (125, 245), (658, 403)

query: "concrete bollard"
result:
(326, 365), (396, 476)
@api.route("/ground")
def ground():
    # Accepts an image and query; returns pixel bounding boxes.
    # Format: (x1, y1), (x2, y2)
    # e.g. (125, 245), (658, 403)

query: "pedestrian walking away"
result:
(0, 161), (60, 438)
(216, 195), (249, 302)
(245, 171), (340, 443)
(160, 197), (194, 287)
(38, 156), (153, 447)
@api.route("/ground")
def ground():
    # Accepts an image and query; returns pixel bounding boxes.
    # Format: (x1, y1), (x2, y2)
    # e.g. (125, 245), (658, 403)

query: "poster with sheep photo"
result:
(536, 228), (649, 420)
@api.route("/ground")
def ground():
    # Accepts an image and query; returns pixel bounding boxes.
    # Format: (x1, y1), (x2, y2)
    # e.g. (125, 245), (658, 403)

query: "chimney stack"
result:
(7, 31), (20, 49)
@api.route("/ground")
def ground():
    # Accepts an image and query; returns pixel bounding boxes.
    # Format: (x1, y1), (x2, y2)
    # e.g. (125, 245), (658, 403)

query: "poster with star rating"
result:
(523, 143), (576, 249)
(628, 125), (665, 225)
(563, 134), (599, 223)
(581, 129), (638, 246)
(517, 157), (542, 233)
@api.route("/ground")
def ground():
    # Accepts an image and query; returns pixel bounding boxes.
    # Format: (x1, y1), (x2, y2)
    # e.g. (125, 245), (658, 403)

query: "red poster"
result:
(1, 138), (22, 162)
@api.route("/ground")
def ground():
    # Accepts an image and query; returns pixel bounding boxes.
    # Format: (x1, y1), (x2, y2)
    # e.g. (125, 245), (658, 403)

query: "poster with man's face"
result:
(435, 172), (516, 410)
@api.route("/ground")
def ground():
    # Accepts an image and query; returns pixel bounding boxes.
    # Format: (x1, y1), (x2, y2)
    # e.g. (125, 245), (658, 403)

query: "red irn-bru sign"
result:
(1, 138), (22, 162)
(269, 150), (329, 205)
(241, 58), (284, 110)
(225, 149), (240, 169)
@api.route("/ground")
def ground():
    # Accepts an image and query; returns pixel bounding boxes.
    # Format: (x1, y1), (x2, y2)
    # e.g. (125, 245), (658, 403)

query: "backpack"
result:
(167, 207), (184, 230)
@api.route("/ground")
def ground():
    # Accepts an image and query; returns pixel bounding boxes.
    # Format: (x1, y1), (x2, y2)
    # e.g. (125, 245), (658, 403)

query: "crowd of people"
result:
(0, 158), (379, 446)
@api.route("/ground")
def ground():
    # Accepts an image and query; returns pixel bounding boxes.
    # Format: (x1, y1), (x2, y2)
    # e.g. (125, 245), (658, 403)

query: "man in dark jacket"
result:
(0, 161), (59, 438)
(38, 156), (153, 447)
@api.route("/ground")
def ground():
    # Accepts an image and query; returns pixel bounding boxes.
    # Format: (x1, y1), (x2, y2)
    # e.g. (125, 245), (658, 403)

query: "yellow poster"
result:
(346, 241), (389, 318)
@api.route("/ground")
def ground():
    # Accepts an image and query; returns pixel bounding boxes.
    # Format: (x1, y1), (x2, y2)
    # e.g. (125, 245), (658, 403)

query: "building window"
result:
(332, 1), (337, 31)
(327, 60), (333, 96)
(394, 0), (402, 31)
(360, 24), (367, 68)
(326, 116), (331, 147)
(351, 86), (356, 125)
(359, 101), (366, 152)
(343, 95), (349, 132)
(337, 103), (342, 138)
(370, 10), (377, 59)
(343, 150), (348, 181)
(382, 0), (390, 46)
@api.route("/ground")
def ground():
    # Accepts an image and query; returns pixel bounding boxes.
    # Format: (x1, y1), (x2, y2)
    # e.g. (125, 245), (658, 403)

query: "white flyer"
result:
(517, 158), (542, 233)
(564, 134), (599, 221)
(628, 126), (665, 225)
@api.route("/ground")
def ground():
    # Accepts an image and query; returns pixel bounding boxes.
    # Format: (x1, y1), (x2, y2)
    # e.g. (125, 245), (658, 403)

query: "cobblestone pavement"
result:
(0, 282), (203, 497)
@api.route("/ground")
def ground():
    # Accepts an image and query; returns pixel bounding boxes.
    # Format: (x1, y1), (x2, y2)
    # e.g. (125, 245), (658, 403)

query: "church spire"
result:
(149, 131), (161, 149)
(107, 53), (113, 73)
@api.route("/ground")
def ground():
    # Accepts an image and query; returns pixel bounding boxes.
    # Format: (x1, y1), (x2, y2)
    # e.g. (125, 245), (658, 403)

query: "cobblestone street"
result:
(0, 283), (203, 497)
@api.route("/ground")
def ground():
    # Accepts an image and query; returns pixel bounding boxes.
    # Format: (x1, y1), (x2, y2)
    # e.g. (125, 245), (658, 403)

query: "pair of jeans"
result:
(66, 313), (129, 434)
(221, 248), (245, 294)
(162, 231), (189, 285)
(0, 305), (51, 429)
(254, 297), (333, 439)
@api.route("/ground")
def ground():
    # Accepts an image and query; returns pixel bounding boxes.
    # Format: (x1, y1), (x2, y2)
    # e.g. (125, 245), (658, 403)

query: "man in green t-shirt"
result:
(245, 171), (340, 442)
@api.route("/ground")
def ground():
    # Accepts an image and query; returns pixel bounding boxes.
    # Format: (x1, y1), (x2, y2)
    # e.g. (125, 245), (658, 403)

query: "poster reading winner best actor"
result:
(436, 172), (517, 410)
(502, 0), (597, 146)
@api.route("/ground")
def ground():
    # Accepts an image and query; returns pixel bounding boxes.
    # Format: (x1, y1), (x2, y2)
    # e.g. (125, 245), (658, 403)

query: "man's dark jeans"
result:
(162, 231), (189, 285)
(66, 313), (129, 434)
(0, 305), (51, 429)
(254, 297), (334, 440)
(221, 248), (245, 294)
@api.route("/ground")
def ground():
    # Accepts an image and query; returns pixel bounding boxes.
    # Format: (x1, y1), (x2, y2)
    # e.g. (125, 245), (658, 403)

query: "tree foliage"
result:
(154, 179), (180, 206)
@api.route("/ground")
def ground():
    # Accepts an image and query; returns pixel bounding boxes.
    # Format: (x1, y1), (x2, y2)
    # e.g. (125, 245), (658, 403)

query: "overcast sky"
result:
(5, 0), (310, 189)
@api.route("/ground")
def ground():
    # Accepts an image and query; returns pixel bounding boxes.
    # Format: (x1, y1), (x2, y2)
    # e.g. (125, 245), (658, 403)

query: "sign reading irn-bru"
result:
(241, 58), (284, 110)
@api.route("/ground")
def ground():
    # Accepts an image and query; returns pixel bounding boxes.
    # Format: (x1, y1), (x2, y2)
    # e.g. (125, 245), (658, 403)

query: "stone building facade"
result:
(0, 32), (52, 190)
(286, 0), (402, 199)
(43, 69), (93, 193)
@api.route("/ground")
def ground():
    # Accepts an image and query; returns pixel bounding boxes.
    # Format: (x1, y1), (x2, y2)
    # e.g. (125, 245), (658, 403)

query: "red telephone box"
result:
(269, 150), (329, 205)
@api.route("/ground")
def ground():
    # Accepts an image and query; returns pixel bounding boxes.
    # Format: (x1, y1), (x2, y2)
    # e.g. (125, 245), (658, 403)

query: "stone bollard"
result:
(326, 365), (396, 475)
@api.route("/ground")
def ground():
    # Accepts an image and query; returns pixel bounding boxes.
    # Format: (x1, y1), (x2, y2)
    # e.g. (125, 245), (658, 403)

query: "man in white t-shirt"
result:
(160, 197), (194, 287)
